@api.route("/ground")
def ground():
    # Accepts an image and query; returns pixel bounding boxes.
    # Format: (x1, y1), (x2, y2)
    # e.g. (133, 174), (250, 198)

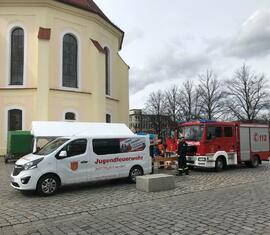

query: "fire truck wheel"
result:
(250, 156), (259, 168)
(215, 157), (225, 172)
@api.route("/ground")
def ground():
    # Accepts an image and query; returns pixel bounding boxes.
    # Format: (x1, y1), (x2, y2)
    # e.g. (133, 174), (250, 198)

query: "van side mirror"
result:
(57, 150), (67, 159)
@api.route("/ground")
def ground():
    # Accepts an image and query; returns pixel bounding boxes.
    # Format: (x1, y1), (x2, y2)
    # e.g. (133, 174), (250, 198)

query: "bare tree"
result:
(164, 85), (181, 124)
(225, 64), (270, 121)
(198, 70), (225, 120)
(260, 112), (270, 121)
(144, 90), (166, 135)
(179, 80), (202, 121)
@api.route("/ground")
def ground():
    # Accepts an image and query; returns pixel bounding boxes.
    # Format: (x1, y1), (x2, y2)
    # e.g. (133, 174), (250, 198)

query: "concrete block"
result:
(136, 174), (175, 192)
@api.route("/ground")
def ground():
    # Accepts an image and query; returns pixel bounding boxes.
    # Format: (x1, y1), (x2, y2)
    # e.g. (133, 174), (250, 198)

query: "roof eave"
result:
(56, 0), (124, 50)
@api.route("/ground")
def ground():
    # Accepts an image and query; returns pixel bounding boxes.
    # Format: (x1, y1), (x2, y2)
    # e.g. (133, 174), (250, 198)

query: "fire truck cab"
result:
(179, 120), (270, 171)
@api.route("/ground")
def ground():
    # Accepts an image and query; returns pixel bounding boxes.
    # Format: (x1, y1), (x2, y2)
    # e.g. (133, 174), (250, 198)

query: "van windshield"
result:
(35, 138), (70, 156)
(182, 125), (204, 141)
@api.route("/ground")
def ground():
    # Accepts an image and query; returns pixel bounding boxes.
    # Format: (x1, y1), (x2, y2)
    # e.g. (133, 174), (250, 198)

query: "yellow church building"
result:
(0, 0), (129, 154)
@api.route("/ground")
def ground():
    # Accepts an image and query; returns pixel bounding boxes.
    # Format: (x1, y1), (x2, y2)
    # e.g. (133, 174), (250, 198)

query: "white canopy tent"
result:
(31, 121), (135, 138)
(30, 121), (135, 152)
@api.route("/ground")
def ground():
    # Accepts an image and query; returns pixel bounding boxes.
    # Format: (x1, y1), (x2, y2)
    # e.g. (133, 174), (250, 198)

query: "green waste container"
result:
(5, 131), (33, 163)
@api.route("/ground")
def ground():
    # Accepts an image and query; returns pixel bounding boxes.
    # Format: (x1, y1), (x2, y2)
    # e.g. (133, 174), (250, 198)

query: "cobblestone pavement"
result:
(1, 158), (270, 234)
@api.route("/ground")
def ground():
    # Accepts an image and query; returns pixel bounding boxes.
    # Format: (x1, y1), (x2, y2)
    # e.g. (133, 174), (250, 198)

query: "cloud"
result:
(124, 28), (144, 46)
(127, 9), (270, 108)
(202, 37), (226, 54)
(129, 44), (211, 94)
(225, 9), (270, 58)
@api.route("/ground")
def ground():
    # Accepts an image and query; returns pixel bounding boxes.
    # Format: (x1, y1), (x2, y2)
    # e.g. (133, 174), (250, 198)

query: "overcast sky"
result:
(95, 0), (270, 109)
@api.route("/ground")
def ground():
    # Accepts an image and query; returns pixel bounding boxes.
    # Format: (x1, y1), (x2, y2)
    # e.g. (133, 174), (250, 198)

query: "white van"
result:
(10, 124), (151, 195)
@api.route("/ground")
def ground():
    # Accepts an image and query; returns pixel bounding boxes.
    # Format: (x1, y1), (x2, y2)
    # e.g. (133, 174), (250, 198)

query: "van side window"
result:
(224, 127), (233, 137)
(207, 126), (222, 140)
(93, 139), (120, 155)
(63, 139), (87, 157)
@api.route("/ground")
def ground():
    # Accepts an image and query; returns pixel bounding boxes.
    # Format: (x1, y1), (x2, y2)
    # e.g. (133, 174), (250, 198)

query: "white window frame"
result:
(59, 30), (81, 91)
(4, 106), (25, 142)
(106, 112), (112, 123)
(6, 23), (27, 88)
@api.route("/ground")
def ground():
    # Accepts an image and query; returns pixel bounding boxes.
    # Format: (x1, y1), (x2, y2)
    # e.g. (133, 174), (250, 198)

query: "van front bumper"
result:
(10, 169), (39, 191)
(187, 156), (216, 168)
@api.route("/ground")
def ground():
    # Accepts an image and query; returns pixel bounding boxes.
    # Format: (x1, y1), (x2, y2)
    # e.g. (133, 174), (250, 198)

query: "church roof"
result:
(56, 0), (124, 48)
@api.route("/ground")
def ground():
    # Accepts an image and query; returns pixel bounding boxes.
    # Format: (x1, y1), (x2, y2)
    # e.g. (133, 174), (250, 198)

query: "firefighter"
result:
(177, 136), (189, 176)
(149, 134), (155, 174)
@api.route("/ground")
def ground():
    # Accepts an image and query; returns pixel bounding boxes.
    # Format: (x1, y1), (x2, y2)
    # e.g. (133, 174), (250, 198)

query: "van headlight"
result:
(24, 158), (44, 171)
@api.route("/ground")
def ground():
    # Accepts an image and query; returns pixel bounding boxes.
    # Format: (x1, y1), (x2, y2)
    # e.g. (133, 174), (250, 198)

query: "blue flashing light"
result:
(199, 119), (216, 123)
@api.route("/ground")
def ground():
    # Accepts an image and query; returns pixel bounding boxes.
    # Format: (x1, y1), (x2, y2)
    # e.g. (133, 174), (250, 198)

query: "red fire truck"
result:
(179, 120), (270, 171)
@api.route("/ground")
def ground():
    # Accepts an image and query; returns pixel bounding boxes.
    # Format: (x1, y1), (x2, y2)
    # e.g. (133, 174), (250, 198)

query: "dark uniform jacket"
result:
(177, 141), (188, 157)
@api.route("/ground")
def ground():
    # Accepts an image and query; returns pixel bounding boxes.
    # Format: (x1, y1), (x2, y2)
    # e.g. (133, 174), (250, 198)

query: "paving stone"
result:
(1, 159), (270, 234)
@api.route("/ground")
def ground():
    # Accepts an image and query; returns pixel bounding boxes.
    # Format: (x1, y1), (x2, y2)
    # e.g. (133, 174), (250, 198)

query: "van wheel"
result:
(128, 166), (143, 183)
(37, 174), (59, 196)
(215, 157), (224, 172)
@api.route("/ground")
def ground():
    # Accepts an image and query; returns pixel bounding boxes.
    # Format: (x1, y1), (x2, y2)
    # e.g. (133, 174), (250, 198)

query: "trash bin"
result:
(4, 131), (33, 163)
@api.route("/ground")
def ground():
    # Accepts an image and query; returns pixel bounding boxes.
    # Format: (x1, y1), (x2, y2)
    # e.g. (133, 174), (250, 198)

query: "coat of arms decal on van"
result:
(70, 161), (78, 171)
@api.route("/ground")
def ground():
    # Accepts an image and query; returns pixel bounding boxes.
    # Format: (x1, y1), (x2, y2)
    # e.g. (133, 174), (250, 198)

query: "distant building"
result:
(129, 109), (171, 135)
(0, 0), (129, 154)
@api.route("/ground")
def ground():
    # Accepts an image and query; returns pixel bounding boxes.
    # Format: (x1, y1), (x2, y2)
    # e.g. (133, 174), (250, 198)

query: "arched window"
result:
(10, 27), (24, 85)
(65, 112), (76, 121)
(8, 109), (22, 131)
(104, 47), (111, 95)
(62, 34), (78, 88)
(106, 113), (111, 123)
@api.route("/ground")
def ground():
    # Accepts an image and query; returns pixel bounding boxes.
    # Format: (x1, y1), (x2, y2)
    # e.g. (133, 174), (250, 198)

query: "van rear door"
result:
(56, 138), (89, 184)
(91, 137), (148, 180)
